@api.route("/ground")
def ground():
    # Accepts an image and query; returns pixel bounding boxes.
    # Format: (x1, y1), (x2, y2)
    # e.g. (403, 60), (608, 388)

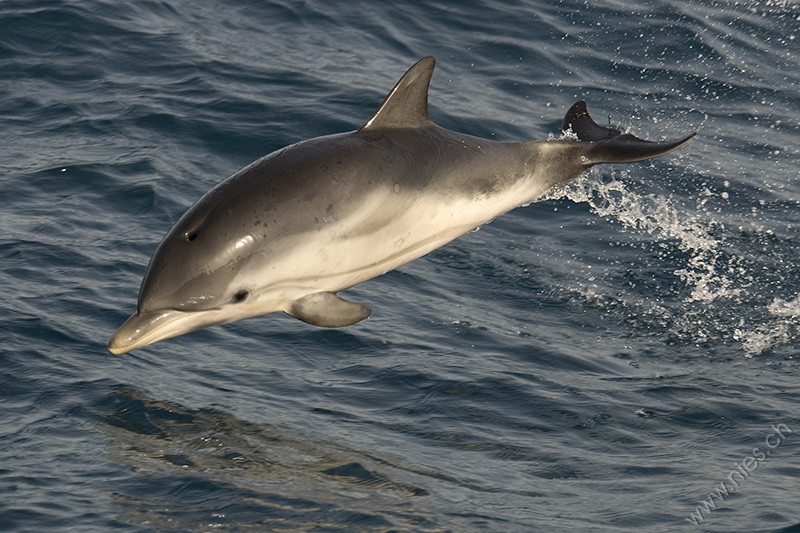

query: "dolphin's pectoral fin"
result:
(563, 100), (696, 164)
(286, 292), (371, 327)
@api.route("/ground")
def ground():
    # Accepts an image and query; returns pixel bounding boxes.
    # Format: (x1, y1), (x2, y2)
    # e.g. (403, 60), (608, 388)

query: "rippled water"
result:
(2, 0), (800, 531)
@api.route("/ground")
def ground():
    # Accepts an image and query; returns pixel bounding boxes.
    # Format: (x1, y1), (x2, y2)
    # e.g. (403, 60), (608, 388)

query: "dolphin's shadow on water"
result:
(101, 387), (437, 531)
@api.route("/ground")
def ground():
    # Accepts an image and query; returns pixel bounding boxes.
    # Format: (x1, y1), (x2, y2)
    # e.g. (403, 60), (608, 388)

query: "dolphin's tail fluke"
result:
(563, 101), (695, 165)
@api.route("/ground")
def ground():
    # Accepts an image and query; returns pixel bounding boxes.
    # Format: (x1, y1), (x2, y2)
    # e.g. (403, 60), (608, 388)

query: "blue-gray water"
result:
(2, 0), (799, 531)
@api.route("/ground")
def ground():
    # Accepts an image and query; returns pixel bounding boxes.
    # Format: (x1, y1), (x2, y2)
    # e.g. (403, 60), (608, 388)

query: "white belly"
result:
(243, 178), (535, 308)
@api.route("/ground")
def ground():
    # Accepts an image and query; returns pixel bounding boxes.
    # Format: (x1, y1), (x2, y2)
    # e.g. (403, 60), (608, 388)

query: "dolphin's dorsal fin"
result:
(359, 56), (435, 131)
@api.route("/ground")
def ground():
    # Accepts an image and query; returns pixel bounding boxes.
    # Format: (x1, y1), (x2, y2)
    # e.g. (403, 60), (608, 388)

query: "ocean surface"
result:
(2, 0), (800, 531)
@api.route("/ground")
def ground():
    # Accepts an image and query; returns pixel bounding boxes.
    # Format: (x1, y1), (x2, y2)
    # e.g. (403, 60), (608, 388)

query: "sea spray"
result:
(549, 169), (798, 356)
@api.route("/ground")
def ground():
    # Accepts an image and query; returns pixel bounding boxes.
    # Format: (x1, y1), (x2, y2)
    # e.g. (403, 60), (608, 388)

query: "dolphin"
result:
(108, 56), (694, 354)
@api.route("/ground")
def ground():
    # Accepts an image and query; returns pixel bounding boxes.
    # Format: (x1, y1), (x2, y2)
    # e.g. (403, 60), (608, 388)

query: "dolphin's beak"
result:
(109, 307), (231, 354)
(108, 299), (279, 354)
(108, 305), (257, 354)
(108, 310), (185, 354)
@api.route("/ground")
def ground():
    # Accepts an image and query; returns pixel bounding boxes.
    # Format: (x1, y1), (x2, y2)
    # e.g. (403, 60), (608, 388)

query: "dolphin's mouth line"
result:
(108, 309), (192, 355)
(110, 301), (267, 354)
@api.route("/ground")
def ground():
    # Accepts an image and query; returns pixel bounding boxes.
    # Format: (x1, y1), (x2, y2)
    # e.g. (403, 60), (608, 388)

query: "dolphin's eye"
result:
(232, 290), (249, 304)
(185, 231), (199, 242)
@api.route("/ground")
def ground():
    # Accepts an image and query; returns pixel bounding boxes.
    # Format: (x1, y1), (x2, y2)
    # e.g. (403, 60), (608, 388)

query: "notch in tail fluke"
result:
(563, 101), (695, 164)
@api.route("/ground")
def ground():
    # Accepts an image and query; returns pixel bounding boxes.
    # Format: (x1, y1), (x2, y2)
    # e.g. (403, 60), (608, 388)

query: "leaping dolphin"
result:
(108, 56), (694, 354)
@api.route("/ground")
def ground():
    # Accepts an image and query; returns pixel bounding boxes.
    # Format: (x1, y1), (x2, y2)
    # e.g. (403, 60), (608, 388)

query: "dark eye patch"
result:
(232, 290), (249, 304)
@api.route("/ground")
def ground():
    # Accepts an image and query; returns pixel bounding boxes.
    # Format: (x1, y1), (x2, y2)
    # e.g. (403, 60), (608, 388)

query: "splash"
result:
(548, 170), (796, 356)
(554, 170), (741, 302)
(734, 295), (800, 356)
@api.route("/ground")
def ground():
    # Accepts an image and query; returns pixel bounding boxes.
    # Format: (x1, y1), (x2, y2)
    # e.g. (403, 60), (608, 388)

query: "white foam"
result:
(547, 170), (795, 356)
(551, 171), (740, 303)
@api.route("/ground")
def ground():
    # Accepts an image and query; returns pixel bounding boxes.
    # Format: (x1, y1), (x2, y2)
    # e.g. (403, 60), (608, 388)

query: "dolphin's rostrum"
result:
(108, 57), (694, 354)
